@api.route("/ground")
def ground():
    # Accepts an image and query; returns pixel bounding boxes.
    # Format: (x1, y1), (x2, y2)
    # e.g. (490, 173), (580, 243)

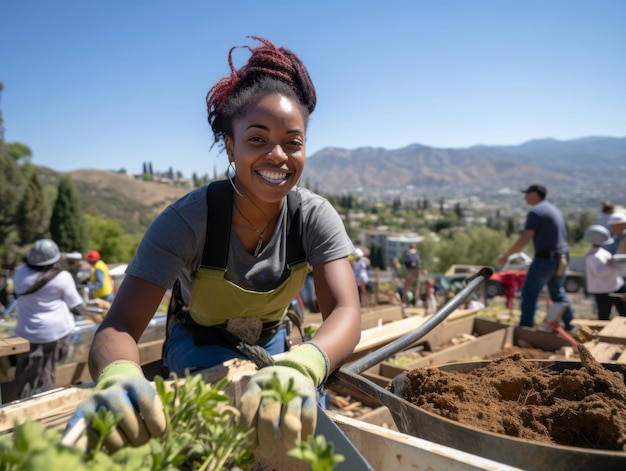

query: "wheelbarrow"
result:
(329, 267), (626, 471)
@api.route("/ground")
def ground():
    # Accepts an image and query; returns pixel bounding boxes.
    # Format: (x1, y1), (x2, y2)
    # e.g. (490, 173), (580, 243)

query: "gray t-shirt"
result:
(127, 185), (354, 304)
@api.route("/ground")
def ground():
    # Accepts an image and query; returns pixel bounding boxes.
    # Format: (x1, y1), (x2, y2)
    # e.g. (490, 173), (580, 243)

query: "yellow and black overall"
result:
(163, 181), (308, 374)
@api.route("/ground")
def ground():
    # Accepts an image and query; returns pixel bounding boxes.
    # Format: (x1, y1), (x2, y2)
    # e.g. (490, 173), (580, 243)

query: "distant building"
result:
(360, 229), (422, 268)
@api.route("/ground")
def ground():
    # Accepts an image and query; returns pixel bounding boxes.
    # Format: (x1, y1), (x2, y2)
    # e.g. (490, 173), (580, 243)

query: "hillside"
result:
(37, 166), (192, 234)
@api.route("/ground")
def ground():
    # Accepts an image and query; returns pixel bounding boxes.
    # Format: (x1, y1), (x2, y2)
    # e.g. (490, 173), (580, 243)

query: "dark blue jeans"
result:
(520, 257), (573, 328)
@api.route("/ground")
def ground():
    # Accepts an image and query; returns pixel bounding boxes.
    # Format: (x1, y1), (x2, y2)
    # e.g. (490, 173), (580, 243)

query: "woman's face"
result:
(225, 94), (306, 205)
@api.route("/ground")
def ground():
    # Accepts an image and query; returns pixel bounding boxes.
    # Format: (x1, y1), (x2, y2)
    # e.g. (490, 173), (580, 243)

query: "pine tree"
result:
(16, 168), (49, 244)
(0, 153), (23, 247)
(49, 176), (88, 253)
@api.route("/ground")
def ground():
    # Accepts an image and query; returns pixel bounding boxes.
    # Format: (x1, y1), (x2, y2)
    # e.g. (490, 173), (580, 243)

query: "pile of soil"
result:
(393, 345), (626, 451)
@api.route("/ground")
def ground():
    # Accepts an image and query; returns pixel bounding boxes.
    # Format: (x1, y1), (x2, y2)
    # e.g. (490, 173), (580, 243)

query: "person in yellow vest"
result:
(85, 250), (114, 302)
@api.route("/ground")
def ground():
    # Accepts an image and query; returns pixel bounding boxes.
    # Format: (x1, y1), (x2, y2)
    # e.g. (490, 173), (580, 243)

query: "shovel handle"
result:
(345, 266), (494, 374)
(544, 319), (579, 349)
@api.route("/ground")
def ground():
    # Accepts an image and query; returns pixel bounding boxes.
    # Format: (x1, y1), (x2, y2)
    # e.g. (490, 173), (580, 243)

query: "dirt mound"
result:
(397, 345), (626, 451)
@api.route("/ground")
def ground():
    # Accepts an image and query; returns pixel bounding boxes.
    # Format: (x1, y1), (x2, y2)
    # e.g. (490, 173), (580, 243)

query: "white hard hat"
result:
(27, 239), (61, 266)
(583, 225), (613, 246)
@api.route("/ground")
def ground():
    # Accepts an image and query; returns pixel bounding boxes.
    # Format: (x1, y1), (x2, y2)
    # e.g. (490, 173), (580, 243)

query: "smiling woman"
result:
(67, 36), (362, 458)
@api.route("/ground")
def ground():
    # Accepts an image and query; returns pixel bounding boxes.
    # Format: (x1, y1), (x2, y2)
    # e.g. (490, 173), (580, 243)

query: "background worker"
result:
(352, 248), (369, 307)
(13, 239), (86, 399)
(68, 36), (361, 457)
(498, 184), (574, 330)
(607, 212), (626, 256)
(84, 250), (114, 302)
(583, 225), (626, 320)
(402, 243), (421, 306)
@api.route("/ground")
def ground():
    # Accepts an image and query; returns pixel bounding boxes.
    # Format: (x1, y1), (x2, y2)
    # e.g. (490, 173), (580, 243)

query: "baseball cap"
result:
(354, 248), (364, 258)
(409, 244), (417, 249)
(608, 212), (626, 226)
(520, 184), (547, 198)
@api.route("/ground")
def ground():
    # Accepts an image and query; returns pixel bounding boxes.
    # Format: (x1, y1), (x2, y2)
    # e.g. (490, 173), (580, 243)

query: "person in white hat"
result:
(13, 239), (87, 399)
(607, 212), (626, 255)
(352, 248), (370, 306)
(583, 225), (626, 320)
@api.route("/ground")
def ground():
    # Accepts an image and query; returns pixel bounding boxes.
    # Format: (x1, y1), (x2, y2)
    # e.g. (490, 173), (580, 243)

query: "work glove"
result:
(66, 360), (167, 452)
(240, 342), (329, 457)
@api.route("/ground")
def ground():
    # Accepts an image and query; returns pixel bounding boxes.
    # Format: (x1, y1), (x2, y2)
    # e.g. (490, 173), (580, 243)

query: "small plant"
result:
(288, 435), (345, 471)
(0, 371), (346, 471)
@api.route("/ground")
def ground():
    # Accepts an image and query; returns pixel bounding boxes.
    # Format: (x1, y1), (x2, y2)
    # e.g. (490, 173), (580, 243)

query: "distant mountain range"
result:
(34, 136), (626, 235)
(301, 136), (626, 194)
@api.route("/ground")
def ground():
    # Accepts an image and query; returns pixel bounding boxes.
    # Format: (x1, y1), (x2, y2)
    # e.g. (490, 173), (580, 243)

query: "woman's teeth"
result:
(258, 170), (287, 183)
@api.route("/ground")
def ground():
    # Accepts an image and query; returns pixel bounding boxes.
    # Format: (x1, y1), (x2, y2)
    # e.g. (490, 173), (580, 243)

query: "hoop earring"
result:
(227, 162), (244, 198)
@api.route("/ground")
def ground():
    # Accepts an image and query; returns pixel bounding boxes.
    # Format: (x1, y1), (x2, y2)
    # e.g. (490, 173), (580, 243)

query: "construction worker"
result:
(84, 250), (114, 302)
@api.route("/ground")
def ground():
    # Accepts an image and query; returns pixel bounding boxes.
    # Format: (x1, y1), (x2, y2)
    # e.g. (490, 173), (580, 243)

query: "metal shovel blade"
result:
(315, 405), (374, 470)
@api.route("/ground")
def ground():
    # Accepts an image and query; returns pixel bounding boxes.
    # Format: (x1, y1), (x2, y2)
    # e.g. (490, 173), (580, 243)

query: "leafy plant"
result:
(0, 373), (253, 470)
(0, 371), (346, 471)
(288, 435), (345, 471)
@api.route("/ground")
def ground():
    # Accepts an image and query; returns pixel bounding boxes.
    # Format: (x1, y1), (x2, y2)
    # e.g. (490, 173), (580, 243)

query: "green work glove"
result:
(240, 342), (329, 457)
(67, 360), (167, 452)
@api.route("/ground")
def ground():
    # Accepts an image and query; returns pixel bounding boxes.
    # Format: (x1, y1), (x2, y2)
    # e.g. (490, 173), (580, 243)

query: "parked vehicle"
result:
(484, 252), (585, 299)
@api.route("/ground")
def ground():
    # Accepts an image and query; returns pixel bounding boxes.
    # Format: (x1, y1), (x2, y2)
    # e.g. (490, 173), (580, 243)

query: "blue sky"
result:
(2, 0), (624, 179)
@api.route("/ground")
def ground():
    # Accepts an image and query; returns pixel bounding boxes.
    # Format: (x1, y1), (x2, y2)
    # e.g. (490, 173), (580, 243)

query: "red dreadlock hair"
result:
(206, 36), (316, 149)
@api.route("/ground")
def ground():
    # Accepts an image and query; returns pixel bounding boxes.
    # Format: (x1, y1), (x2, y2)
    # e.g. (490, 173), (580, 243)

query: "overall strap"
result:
(201, 180), (233, 270)
(201, 181), (305, 270)
(285, 189), (306, 266)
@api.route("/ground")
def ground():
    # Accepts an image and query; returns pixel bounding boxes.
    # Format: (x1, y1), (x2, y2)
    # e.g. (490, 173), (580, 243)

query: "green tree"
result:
(454, 202), (464, 219)
(49, 176), (88, 253)
(431, 227), (511, 272)
(6, 142), (32, 162)
(567, 210), (595, 245)
(0, 152), (23, 255)
(15, 168), (49, 244)
(85, 214), (140, 263)
(369, 243), (386, 270)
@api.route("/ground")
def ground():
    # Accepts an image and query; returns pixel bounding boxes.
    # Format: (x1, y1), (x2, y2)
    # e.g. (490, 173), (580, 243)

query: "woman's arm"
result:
(88, 275), (166, 379)
(310, 257), (361, 371)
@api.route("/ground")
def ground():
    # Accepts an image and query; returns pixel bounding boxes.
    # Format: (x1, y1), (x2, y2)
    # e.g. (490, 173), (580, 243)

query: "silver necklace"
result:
(233, 203), (274, 257)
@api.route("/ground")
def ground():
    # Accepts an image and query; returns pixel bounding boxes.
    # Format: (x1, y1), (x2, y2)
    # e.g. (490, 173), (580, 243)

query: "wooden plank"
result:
(513, 326), (572, 351)
(0, 337), (29, 357)
(359, 305), (404, 330)
(351, 317), (510, 376)
(138, 339), (164, 365)
(0, 385), (93, 433)
(616, 348), (626, 364)
(571, 319), (611, 329)
(585, 341), (626, 363)
(329, 413), (521, 471)
(597, 317), (626, 345)
(444, 308), (482, 322)
(357, 406), (398, 430)
(349, 316), (429, 362)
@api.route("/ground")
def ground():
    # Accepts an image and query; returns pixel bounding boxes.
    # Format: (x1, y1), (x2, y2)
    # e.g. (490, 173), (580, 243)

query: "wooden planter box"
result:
(0, 358), (518, 471)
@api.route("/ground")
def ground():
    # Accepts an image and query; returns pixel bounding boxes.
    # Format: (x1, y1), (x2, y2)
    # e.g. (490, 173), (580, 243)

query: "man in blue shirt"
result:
(498, 184), (574, 330)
